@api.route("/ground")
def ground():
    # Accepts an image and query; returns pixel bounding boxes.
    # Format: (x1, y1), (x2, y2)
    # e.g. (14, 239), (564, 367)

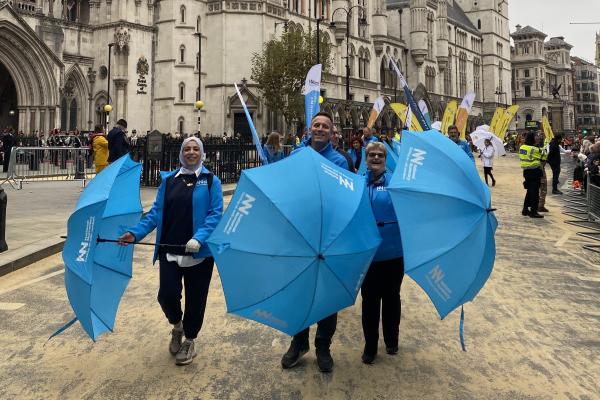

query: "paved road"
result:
(0, 156), (598, 399)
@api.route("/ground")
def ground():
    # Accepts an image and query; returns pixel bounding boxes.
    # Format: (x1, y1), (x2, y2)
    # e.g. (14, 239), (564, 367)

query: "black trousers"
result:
(483, 167), (495, 185)
(361, 257), (405, 354)
(550, 163), (561, 191)
(2, 150), (10, 172)
(523, 168), (542, 214)
(157, 253), (214, 339)
(292, 313), (337, 350)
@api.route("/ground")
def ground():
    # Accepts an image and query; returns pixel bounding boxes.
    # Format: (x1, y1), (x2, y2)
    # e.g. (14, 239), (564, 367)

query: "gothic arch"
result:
(63, 64), (90, 130)
(0, 4), (62, 132)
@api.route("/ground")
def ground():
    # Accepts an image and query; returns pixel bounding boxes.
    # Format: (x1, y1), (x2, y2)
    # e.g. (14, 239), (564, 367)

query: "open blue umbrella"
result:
(58, 155), (142, 340)
(388, 130), (497, 321)
(207, 147), (381, 336)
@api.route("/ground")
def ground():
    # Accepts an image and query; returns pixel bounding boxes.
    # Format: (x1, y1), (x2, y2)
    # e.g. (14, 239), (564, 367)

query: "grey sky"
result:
(509, 0), (600, 63)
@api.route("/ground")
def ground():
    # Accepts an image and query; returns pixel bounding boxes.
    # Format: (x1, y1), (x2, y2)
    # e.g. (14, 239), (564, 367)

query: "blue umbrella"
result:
(59, 155), (142, 340)
(388, 130), (497, 320)
(207, 148), (381, 336)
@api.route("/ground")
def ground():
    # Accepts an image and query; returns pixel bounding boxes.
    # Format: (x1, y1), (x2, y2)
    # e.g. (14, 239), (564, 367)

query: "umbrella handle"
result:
(59, 236), (187, 248)
(376, 221), (398, 227)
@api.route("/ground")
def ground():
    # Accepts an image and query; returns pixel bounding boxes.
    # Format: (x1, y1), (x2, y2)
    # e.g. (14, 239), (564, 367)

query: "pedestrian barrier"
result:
(0, 147), (95, 189)
(587, 176), (600, 223)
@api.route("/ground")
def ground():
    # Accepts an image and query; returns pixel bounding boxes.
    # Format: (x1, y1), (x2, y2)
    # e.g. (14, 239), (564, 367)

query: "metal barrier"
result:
(0, 147), (95, 189)
(587, 175), (600, 222)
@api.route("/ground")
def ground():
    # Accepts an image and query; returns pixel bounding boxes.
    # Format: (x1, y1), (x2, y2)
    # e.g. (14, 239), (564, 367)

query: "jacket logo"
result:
(224, 192), (256, 234)
(403, 147), (426, 181)
(253, 309), (288, 328)
(426, 265), (452, 302)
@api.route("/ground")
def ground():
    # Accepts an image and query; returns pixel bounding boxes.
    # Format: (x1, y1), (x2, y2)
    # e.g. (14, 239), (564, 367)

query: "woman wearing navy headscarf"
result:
(361, 141), (404, 365)
(119, 137), (223, 366)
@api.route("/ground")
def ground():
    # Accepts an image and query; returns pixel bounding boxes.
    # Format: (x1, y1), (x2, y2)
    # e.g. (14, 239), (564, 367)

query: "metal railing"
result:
(587, 175), (600, 222)
(0, 147), (95, 189)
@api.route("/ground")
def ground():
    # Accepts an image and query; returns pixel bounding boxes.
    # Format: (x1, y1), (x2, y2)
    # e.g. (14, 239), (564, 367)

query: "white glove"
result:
(185, 239), (201, 253)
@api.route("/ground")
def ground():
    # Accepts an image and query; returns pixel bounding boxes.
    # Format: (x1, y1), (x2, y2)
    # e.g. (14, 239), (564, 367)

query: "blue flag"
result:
(235, 83), (268, 165)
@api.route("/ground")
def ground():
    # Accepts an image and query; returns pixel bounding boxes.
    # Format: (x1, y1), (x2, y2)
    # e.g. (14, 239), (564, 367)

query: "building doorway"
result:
(233, 112), (252, 141)
(0, 62), (18, 130)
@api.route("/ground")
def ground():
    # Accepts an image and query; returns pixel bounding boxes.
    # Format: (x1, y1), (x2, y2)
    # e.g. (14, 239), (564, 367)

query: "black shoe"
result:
(552, 190), (563, 195)
(316, 348), (334, 373)
(386, 346), (399, 355)
(538, 207), (549, 212)
(492, 181), (496, 187)
(281, 343), (309, 369)
(529, 213), (544, 218)
(522, 209), (529, 216)
(361, 351), (376, 364)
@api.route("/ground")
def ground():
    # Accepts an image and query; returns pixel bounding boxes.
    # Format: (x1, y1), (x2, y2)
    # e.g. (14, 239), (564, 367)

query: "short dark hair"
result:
(311, 111), (333, 125)
(524, 131), (537, 145)
(94, 124), (104, 133)
(448, 125), (459, 133)
(116, 119), (127, 129)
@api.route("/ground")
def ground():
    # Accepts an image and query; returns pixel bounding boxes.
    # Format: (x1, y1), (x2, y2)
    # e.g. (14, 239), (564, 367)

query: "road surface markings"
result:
(0, 302), (26, 311)
(0, 269), (64, 296)
(554, 232), (571, 247)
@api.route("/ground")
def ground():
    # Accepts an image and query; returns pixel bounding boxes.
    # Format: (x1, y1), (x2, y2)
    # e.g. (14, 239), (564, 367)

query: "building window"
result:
(196, 16), (201, 32)
(426, 66), (436, 93)
(473, 58), (481, 98)
(445, 48), (452, 96)
(427, 13), (434, 57)
(179, 82), (185, 101)
(524, 85), (531, 97)
(498, 61), (504, 95)
(459, 52), (467, 97)
(196, 52), (200, 71)
(179, 45), (185, 63)
(180, 5), (186, 24)
(178, 117), (185, 134)
(348, 45), (356, 77)
(358, 0), (367, 38)
(524, 69), (529, 78)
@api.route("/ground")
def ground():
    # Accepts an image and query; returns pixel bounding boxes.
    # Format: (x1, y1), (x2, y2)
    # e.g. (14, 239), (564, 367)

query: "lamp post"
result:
(105, 43), (114, 132)
(330, 5), (367, 101)
(194, 31), (203, 135)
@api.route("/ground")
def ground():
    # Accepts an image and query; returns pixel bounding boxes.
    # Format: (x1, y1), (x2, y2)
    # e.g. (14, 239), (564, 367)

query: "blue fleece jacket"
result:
(291, 142), (351, 170)
(128, 166), (223, 263)
(367, 171), (403, 261)
(458, 140), (475, 161)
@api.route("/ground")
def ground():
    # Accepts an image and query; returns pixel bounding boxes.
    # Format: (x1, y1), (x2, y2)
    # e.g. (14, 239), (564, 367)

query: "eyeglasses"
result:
(367, 152), (385, 158)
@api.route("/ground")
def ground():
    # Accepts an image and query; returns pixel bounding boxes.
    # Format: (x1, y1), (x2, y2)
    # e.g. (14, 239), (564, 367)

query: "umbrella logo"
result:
(402, 147), (427, 182)
(224, 192), (256, 235)
(76, 216), (95, 262)
(426, 265), (452, 302)
(253, 309), (288, 328)
(320, 163), (355, 191)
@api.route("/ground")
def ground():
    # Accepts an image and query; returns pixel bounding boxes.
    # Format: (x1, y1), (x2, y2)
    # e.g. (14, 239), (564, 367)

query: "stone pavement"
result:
(0, 180), (237, 276)
(0, 155), (598, 399)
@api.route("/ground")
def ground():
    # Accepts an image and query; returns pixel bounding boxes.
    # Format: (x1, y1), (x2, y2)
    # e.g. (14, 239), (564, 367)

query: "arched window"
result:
(358, 48), (365, 78)
(445, 48), (453, 96)
(427, 13), (434, 56)
(179, 82), (185, 102)
(178, 117), (185, 134)
(363, 49), (370, 80)
(348, 45), (356, 77)
(380, 58), (387, 87)
(478, 19), (481, 29)
(459, 52), (467, 97)
(426, 67), (436, 93)
(196, 16), (201, 32)
(473, 58), (481, 98)
(179, 45), (185, 63)
(180, 5), (186, 23)
(196, 52), (200, 71)
(498, 61), (504, 94)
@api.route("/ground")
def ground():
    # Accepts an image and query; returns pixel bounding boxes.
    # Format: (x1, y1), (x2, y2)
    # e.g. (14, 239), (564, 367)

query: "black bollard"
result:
(0, 188), (7, 253)
(74, 154), (85, 179)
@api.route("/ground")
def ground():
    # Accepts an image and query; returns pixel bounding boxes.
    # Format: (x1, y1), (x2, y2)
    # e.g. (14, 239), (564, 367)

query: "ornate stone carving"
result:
(136, 56), (149, 76)
(114, 27), (131, 54)
(87, 67), (96, 84)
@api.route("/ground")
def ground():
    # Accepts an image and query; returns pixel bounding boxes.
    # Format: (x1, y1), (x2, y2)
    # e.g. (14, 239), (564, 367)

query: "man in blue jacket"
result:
(283, 111), (353, 373)
(107, 119), (130, 163)
(448, 125), (475, 162)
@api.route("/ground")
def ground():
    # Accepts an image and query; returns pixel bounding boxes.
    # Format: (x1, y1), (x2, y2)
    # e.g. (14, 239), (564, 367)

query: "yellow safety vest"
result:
(519, 145), (542, 169)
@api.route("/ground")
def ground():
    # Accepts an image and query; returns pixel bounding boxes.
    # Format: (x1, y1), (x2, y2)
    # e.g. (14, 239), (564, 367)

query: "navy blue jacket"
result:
(366, 171), (403, 261)
(107, 127), (130, 162)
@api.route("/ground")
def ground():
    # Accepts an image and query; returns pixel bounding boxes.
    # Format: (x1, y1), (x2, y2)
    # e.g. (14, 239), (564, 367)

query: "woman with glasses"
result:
(361, 142), (404, 365)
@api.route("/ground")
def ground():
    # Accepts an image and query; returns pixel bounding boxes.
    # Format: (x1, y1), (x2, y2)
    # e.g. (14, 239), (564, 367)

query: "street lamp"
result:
(194, 31), (203, 135)
(105, 43), (114, 132)
(315, 15), (325, 65)
(330, 5), (367, 101)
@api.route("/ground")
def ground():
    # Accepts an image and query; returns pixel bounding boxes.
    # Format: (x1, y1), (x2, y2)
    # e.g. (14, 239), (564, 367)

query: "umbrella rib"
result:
(298, 260), (320, 332)
(227, 259), (317, 314)
(94, 261), (133, 279)
(90, 308), (113, 333)
(215, 248), (314, 258)
(390, 186), (486, 209)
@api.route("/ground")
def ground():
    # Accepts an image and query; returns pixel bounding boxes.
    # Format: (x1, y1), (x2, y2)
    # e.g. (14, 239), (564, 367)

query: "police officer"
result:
(519, 131), (544, 218)
(536, 133), (550, 213)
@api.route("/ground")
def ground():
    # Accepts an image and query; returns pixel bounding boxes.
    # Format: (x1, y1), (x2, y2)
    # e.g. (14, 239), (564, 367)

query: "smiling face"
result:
(182, 141), (202, 166)
(310, 115), (332, 150)
(448, 126), (460, 143)
(366, 142), (386, 175)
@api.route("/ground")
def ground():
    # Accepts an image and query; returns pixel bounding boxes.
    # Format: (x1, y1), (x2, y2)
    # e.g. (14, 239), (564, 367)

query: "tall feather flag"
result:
(388, 56), (431, 130)
(541, 115), (555, 141)
(496, 105), (519, 140)
(455, 91), (476, 139)
(234, 83), (268, 165)
(489, 107), (505, 135)
(440, 100), (458, 135)
(303, 64), (322, 130)
(390, 103), (422, 131)
(418, 100), (432, 127)
(367, 96), (386, 129)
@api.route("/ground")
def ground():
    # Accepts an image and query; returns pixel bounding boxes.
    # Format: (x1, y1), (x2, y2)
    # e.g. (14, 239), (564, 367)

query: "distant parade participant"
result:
(90, 124), (109, 173)
(348, 137), (363, 172)
(448, 125), (475, 162)
(107, 119), (129, 163)
(331, 126), (354, 172)
(282, 111), (353, 373)
(547, 134), (567, 195)
(481, 138), (496, 187)
(535, 133), (549, 213)
(262, 132), (285, 163)
(362, 126), (378, 145)
(118, 137), (223, 366)
(519, 131), (544, 218)
(361, 141), (404, 365)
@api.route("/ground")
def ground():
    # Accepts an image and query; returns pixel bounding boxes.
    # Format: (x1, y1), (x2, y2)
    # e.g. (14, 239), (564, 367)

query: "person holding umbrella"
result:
(118, 137), (223, 366)
(361, 142), (404, 364)
(481, 139), (496, 187)
(282, 111), (353, 373)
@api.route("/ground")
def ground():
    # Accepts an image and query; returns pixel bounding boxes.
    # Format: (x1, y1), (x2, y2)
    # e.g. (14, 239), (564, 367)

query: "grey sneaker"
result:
(175, 339), (196, 366)
(169, 328), (184, 355)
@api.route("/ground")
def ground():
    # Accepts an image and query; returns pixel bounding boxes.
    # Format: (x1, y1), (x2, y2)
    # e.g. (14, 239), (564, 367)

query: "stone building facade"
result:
(0, 0), (511, 138)
(510, 25), (575, 133)
(571, 56), (600, 133)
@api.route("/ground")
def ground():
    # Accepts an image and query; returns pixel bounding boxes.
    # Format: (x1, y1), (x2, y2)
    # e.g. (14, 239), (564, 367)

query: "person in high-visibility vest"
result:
(519, 131), (544, 218)
(537, 133), (550, 213)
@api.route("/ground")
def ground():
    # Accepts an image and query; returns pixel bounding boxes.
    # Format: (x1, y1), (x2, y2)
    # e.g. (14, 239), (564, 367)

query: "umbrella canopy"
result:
(61, 155), (142, 340)
(207, 148), (381, 336)
(388, 130), (497, 319)
(470, 128), (506, 157)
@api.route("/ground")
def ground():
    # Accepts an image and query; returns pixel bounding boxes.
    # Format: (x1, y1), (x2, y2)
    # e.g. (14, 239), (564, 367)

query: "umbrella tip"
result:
(317, 254), (325, 261)
(486, 208), (497, 213)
